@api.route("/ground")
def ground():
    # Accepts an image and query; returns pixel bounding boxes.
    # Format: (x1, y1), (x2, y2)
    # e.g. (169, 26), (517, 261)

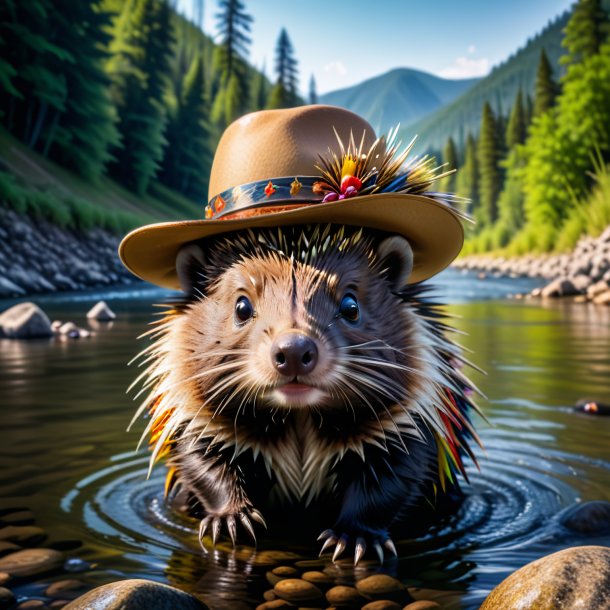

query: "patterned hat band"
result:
(205, 176), (347, 220)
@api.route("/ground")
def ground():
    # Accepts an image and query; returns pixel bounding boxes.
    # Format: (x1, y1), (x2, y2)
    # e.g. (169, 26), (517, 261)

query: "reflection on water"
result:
(1, 270), (609, 609)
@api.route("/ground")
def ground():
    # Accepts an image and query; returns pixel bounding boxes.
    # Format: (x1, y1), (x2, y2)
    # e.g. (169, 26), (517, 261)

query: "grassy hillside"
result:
(406, 11), (571, 153)
(319, 68), (479, 135)
(0, 128), (201, 234)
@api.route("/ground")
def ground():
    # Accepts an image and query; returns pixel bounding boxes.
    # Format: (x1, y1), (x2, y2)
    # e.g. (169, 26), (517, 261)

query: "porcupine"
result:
(129, 222), (482, 565)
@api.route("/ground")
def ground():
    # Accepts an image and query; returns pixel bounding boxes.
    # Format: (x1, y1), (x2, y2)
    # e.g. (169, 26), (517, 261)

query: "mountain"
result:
(319, 68), (480, 135)
(405, 10), (571, 154)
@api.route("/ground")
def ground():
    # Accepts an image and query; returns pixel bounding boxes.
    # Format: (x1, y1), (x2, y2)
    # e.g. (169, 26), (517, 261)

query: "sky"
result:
(176, 0), (574, 95)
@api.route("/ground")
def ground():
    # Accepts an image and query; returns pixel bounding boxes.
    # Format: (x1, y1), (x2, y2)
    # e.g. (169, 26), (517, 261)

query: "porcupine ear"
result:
(176, 243), (206, 294)
(377, 236), (414, 290)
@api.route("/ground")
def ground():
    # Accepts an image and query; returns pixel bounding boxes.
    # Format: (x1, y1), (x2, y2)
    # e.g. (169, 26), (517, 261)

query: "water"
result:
(1, 269), (609, 609)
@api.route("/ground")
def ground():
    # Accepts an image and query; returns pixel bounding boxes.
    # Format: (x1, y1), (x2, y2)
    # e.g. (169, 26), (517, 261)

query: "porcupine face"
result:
(170, 224), (437, 430)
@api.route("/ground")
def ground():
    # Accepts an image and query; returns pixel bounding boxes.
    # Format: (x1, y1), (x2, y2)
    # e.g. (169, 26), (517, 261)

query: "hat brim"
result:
(119, 193), (464, 289)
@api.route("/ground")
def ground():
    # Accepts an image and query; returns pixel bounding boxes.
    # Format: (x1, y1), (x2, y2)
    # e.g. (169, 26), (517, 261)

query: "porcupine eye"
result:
(338, 293), (359, 324)
(235, 296), (254, 325)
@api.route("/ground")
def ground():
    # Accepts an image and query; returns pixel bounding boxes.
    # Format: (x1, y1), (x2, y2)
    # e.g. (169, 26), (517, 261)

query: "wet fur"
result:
(130, 224), (480, 557)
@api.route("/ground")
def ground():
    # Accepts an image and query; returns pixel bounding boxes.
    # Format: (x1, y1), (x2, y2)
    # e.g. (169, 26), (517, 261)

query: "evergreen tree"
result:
(561, 0), (610, 66)
(506, 89), (527, 149)
(309, 74), (317, 104)
(533, 49), (558, 117)
(456, 133), (478, 211)
(267, 28), (299, 109)
(161, 55), (211, 199)
(213, 0), (252, 125)
(107, 0), (175, 194)
(477, 102), (502, 226)
(441, 137), (458, 193)
(250, 63), (268, 110)
(45, 0), (120, 179)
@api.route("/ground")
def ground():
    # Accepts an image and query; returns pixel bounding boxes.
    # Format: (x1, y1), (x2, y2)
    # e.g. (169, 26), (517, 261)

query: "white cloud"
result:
(324, 60), (347, 76)
(468, 44), (476, 54)
(439, 56), (490, 79)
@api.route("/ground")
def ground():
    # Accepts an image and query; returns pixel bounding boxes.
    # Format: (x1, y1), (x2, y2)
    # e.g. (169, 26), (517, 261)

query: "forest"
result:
(0, 0), (609, 256)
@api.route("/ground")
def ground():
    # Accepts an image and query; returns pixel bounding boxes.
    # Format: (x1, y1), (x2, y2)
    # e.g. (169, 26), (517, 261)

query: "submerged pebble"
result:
(274, 578), (324, 603)
(0, 548), (63, 578)
(560, 500), (610, 535)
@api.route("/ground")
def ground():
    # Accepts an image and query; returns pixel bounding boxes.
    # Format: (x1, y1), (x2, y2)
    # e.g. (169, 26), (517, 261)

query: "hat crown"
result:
(208, 106), (378, 201)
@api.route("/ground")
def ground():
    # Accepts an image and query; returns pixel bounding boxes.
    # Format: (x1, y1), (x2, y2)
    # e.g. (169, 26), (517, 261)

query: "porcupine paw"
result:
(317, 528), (398, 566)
(198, 507), (266, 549)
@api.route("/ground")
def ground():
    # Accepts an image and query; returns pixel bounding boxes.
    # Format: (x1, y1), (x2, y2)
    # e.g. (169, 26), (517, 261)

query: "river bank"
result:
(0, 206), (138, 298)
(455, 226), (610, 303)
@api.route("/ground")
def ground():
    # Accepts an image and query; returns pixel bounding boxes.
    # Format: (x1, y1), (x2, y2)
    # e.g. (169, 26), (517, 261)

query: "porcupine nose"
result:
(272, 332), (318, 377)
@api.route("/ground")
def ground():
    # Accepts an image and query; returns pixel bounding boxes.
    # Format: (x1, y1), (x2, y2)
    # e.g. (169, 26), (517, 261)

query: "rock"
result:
(593, 290), (610, 305)
(0, 548), (63, 577)
(255, 600), (293, 610)
(325, 585), (365, 606)
(51, 321), (62, 333)
(274, 578), (324, 603)
(0, 542), (20, 558)
(402, 603), (441, 610)
(62, 558), (90, 574)
(262, 590), (276, 601)
(86, 301), (115, 322)
(599, 226), (610, 243)
(361, 600), (402, 610)
(58, 322), (78, 336)
(45, 579), (88, 599)
(541, 276), (590, 298)
(63, 579), (208, 610)
(356, 575), (407, 603)
(16, 601), (47, 609)
(1, 510), (34, 526)
(271, 566), (299, 578)
(0, 586), (16, 610)
(575, 399), (610, 415)
(301, 571), (333, 589)
(559, 501), (610, 535)
(480, 545), (610, 610)
(0, 303), (53, 339)
(0, 526), (46, 545)
(0, 573), (9, 586)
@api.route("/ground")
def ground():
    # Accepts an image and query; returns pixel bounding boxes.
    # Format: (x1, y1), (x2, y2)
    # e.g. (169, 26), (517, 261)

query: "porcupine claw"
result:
(226, 514), (237, 547)
(250, 508), (267, 529)
(239, 511), (257, 544)
(317, 528), (335, 541)
(211, 516), (222, 545)
(319, 535), (337, 556)
(332, 535), (348, 562)
(384, 537), (398, 558)
(354, 537), (366, 566)
(198, 516), (211, 550)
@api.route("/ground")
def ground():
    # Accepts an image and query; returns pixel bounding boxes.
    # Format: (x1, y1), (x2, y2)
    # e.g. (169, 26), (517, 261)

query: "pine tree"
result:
(456, 133), (478, 212)
(477, 102), (501, 226)
(161, 55), (211, 199)
(441, 137), (458, 193)
(561, 0), (610, 66)
(309, 74), (317, 104)
(267, 28), (299, 109)
(213, 0), (252, 126)
(107, 0), (175, 194)
(250, 63), (268, 110)
(44, 0), (120, 180)
(533, 49), (558, 117)
(506, 89), (526, 149)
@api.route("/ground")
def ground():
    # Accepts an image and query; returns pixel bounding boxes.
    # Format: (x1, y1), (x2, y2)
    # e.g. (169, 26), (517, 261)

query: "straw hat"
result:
(119, 105), (466, 289)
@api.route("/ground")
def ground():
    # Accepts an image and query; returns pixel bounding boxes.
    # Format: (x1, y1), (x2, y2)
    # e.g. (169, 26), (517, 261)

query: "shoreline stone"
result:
(0, 206), (137, 298)
(454, 225), (610, 304)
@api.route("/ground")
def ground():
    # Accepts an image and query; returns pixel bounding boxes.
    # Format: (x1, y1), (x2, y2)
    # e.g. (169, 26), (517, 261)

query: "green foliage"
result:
(267, 28), (299, 109)
(561, 0), (610, 66)
(161, 55), (212, 199)
(456, 133), (478, 210)
(506, 89), (527, 148)
(408, 11), (570, 152)
(107, 0), (175, 194)
(440, 137), (458, 193)
(533, 49), (558, 117)
(477, 102), (502, 226)
(521, 44), (610, 245)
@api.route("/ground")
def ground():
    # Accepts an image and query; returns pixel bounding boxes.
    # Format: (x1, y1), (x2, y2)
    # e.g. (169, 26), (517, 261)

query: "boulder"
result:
(0, 302), (53, 339)
(587, 280), (610, 300)
(86, 301), (115, 322)
(63, 579), (208, 610)
(480, 546), (610, 610)
(593, 290), (610, 305)
(540, 275), (590, 298)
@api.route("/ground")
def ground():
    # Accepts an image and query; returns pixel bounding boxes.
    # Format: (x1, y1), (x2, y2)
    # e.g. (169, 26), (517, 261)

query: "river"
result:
(1, 269), (609, 609)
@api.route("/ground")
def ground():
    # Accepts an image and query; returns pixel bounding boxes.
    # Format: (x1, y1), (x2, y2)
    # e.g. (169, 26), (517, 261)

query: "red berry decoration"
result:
(340, 174), (362, 194)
